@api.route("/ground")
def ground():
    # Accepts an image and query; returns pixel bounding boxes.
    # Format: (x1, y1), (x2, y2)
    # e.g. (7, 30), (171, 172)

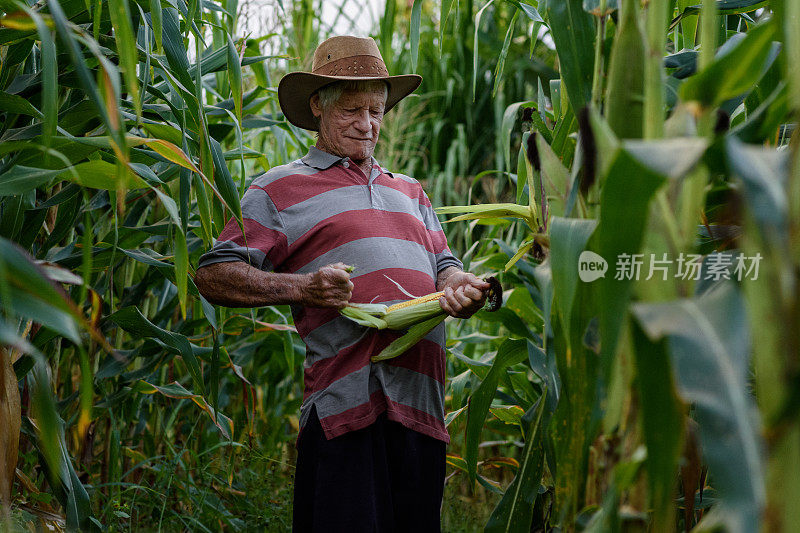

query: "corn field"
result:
(0, 0), (798, 530)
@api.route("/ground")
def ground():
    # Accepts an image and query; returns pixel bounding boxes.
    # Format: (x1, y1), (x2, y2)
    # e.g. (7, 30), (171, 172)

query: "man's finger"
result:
(326, 267), (351, 281)
(468, 277), (491, 289)
(454, 286), (473, 307)
(439, 295), (456, 317)
(444, 287), (463, 313)
(462, 284), (484, 300)
(328, 262), (352, 272)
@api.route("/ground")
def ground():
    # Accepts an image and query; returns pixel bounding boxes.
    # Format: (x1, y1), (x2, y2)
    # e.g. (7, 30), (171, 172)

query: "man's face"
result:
(310, 86), (386, 162)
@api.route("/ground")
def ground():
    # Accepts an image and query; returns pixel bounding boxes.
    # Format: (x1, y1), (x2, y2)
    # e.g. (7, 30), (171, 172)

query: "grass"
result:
(441, 478), (502, 532)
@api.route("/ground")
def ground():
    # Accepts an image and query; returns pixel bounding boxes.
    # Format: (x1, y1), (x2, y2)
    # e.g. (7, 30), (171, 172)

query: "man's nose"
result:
(353, 110), (371, 133)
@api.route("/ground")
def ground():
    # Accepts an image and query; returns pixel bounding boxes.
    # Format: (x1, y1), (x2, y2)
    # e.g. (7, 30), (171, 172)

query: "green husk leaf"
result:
(383, 299), (445, 329)
(371, 314), (446, 362)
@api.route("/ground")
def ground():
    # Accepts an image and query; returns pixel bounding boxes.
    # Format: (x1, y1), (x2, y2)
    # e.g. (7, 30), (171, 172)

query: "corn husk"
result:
(340, 297), (446, 362)
(383, 299), (444, 330)
(341, 298), (444, 331)
(340, 305), (388, 329)
(371, 314), (446, 362)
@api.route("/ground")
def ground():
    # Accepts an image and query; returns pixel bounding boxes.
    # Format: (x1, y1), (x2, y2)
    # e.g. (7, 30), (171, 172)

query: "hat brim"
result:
(278, 72), (422, 131)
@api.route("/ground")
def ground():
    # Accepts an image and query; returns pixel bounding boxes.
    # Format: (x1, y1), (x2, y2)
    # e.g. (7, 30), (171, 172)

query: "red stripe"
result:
(258, 168), (363, 211)
(293, 308), (339, 338)
(375, 175), (430, 206)
(303, 333), (388, 396)
(217, 217), (288, 267)
(349, 268), (437, 303)
(385, 399), (449, 442)
(429, 230), (448, 255)
(317, 391), (387, 438)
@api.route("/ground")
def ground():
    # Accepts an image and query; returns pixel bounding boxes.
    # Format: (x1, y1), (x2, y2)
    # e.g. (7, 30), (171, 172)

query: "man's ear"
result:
(309, 93), (322, 119)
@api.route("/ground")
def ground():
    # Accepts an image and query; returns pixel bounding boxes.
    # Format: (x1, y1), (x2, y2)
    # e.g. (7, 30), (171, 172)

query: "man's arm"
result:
(436, 266), (490, 319)
(195, 261), (354, 309)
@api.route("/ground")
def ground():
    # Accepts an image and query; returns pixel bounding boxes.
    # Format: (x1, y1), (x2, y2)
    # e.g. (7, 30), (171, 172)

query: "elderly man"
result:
(195, 36), (489, 532)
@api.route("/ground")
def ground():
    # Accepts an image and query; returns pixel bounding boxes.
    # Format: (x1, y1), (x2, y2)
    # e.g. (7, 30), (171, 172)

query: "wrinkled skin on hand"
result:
(301, 262), (354, 309)
(437, 270), (490, 319)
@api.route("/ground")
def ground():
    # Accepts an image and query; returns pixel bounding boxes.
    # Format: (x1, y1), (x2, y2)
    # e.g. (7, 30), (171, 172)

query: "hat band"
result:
(313, 55), (390, 77)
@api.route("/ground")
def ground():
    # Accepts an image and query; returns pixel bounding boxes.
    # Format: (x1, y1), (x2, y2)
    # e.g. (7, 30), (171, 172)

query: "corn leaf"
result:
(681, 20), (778, 106)
(108, 0), (141, 119)
(464, 339), (528, 485)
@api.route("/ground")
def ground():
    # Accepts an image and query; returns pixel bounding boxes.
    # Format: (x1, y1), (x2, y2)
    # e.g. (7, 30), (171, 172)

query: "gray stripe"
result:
(371, 183), (427, 218)
(435, 253), (463, 273)
(197, 241), (271, 270)
(302, 364), (373, 414)
(281, 185), (371, 244)
(294, 237), (438, 279)
(417, 201), (445, 232)
(423, 320), (446, 346)
(373, 182), (444, 235)
(299, 364), (373, 428)
(238, 186), (286, 237)
(418, 204), (443, 230)
(303, 316), (370, 367)
(375, 364), (446, 420)
(200, 185), (284, 270)
(300, 363), (445, 426)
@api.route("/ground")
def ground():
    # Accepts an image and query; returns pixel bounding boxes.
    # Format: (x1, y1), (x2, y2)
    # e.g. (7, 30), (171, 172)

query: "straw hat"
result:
(278, 36), (422, 131)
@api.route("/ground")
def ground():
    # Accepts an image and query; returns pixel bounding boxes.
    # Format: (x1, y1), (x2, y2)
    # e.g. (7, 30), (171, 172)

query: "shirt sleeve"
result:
(197, 184), (288, 272)
(417, 187), (463, 274)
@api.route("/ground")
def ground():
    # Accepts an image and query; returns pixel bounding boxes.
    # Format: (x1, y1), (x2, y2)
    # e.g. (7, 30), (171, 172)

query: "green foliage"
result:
(427, 0), (799, 531)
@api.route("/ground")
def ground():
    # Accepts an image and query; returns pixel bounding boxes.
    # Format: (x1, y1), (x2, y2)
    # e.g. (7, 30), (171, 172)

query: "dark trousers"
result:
(292, 407), (446, 532)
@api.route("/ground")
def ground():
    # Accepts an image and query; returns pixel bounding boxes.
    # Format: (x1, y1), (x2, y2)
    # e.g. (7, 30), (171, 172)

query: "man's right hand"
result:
(301, 263), (354, 308)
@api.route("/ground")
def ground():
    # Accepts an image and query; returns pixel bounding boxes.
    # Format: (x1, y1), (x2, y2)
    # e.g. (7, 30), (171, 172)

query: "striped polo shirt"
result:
(199, 146), (462, 443)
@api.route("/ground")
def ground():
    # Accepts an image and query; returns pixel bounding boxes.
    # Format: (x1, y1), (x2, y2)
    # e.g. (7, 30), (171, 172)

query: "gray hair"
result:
(315, 79), (389, 110)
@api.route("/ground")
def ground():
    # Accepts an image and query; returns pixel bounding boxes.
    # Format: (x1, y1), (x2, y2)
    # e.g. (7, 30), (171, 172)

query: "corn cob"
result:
(386, 291), (445, 312)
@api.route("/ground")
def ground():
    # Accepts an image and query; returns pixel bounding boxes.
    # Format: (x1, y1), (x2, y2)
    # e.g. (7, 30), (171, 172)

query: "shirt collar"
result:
(301, 145), (394, 178)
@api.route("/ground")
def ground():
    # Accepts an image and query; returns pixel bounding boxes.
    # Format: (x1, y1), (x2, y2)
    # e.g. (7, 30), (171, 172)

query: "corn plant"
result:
(426, 0), (800, 531)
(0, 0), (325, 528)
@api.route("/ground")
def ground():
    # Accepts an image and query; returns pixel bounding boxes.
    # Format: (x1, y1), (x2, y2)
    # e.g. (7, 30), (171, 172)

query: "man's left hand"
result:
(438, 270), (490, 319)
